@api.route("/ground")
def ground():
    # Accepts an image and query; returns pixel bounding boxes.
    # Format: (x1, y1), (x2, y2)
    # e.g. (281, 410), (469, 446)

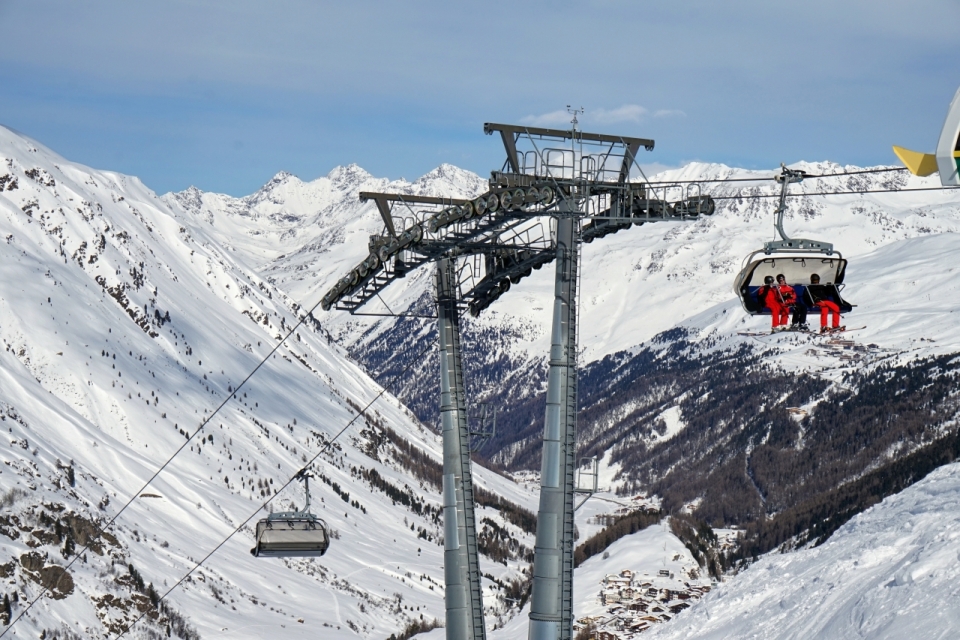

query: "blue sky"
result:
(1, 0), (958, 195)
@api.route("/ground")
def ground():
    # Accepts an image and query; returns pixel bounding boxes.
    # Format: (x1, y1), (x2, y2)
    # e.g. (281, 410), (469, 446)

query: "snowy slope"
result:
(644, 460), (960, 640)
(477, 519), (715, 640)
(0, 126), (536, 639)
(6, 122), (960, 640)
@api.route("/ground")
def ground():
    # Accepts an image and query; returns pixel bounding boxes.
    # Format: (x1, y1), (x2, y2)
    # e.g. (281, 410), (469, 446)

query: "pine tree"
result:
(1, 593), (11, 626)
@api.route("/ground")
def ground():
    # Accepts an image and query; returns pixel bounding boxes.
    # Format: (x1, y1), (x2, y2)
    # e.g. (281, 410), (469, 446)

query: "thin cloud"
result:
(519, 109), (577, 127)
(653, 109), (686, 118)
(520, 104), (678, 128)
(592, 104), (648, 124)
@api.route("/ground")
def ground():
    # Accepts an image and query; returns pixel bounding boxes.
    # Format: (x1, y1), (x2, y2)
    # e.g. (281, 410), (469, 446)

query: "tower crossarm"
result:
(483, 123), (654, 150)
(484, 123), (654, 185)
(325, 182), (714, 314)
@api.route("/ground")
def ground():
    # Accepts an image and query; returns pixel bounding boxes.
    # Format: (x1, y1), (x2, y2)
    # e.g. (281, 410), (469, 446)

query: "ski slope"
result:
(645, 461), (960, 640)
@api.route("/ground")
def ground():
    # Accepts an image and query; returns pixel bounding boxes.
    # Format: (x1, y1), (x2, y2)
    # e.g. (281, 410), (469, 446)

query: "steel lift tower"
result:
(320, 121), (714, 640)
(529, 198), (580, 640)
(436, 256), (485, 640)
(321, 189), (556, 640)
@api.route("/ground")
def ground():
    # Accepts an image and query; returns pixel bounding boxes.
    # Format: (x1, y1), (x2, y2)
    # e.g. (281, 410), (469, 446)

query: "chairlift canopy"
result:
(250, 469), (329, 558)
(734, 252), (853, 315)
(739, 254), (846, 288)
(251, 515), (330, 558)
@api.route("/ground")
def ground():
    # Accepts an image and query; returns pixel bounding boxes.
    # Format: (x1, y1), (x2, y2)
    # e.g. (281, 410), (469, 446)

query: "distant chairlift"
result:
(734, 165), (854, 316)
(251, 470), (330, 558)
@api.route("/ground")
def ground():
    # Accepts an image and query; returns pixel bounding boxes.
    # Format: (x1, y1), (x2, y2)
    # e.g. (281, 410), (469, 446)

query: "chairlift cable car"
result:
(734, 164), (854, 317)
(251, 469), (330, 558)
(246, 340), (438, 561)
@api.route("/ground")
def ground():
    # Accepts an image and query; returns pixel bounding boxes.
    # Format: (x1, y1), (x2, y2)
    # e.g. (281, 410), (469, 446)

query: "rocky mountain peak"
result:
(326, 163), (373, 189)
(169, 184), (205, 212)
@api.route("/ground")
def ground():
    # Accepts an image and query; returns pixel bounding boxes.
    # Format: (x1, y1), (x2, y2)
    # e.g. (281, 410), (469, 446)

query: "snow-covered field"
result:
(646, 461), (960, 640)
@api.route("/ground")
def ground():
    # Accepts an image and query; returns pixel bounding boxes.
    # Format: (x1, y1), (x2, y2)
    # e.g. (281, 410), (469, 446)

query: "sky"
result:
(1, 0), (959, 196)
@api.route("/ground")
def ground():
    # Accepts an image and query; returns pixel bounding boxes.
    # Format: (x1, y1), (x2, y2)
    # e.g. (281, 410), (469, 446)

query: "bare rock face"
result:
(20, 552), (74, 599)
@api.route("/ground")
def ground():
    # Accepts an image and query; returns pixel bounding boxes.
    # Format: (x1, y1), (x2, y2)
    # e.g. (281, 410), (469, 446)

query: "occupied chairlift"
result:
(251, 470), (330, 558)
(734, 165), (854, 316)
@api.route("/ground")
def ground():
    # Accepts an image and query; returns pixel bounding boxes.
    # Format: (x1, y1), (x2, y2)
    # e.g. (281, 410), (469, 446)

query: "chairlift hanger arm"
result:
(766, 164), (834, 253)
(773, 168), (794, 242)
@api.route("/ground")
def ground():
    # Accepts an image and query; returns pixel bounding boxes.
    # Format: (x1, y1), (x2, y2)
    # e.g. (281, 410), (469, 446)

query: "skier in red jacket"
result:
(758, 275), (789, 331)
(776, 274), (809, 330)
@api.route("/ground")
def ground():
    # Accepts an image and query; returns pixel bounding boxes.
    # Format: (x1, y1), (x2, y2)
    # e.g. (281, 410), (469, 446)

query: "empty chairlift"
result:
(251, 470), (330, 558)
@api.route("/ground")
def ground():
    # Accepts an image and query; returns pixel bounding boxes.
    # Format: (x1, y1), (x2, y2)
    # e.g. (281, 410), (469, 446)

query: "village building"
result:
(577, 567), (716, 639)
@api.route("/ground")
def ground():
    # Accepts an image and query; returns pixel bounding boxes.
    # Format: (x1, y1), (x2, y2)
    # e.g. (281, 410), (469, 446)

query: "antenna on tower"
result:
(567, 105), (584, 132)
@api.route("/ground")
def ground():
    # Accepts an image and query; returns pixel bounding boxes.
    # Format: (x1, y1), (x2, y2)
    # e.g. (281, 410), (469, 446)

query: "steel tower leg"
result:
(529, 210), (579, 640)
(437, 258), (487, 640)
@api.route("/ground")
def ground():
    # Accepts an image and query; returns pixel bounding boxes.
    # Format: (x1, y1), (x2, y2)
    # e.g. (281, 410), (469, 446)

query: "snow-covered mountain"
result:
(0, 126), (536, 639)
(165, 151), (960, 467)
(161, 162), (486, 309)
(5, 120), (960, 640)
(161, 148), (960, 639)
(166, 157), (960, 360)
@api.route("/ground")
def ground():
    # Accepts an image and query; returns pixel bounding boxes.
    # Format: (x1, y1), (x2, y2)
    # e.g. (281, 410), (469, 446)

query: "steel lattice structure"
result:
(320, 121), (715, 640)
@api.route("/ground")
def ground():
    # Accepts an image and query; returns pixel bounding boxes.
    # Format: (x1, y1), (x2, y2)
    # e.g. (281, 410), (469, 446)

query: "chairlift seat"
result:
(251, 515), (329, 557)
(735, 254), (852, 316)
(743, 284), (853, 315)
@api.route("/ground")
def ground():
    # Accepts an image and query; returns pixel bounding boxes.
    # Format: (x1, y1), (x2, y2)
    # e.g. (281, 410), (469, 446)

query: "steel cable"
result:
(710, 185), (960, 200)
(639, 166), (910, 186)
(0, 295), (329, 637)
(113, 336), (437, 639)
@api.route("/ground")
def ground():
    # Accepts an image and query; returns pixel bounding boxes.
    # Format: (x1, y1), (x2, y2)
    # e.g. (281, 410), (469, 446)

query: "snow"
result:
(481, 519), (714, 640)
(572, 521), (711, 621)
(645, 461), (960, 640)
(3, 121), (960, 638)
(653, 405), (685, 443)
(0, 126), (535, 638)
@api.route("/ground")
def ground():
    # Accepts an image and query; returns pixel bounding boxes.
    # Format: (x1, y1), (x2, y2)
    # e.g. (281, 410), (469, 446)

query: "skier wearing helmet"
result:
(757, 275), (789, 332)
(775, 273), (809, 331)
